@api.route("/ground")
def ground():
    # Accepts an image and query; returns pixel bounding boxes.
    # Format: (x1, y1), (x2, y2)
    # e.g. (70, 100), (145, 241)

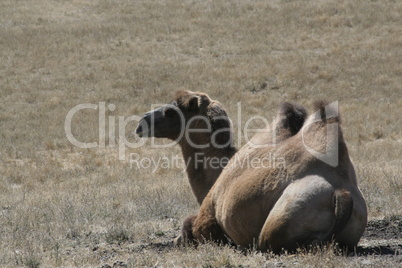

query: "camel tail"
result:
(323, 189), (353, 242)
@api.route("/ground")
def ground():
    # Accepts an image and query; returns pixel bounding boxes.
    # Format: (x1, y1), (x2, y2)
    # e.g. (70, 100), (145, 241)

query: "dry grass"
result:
(0, 0), (401, 267)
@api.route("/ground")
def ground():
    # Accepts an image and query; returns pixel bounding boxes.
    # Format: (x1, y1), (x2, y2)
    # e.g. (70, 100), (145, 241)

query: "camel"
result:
(135, 90), (237, 205)
(180, 100), (368, 253)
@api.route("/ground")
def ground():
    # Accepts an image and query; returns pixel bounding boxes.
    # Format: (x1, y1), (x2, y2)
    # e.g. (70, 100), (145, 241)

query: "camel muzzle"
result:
(135, 109), (164, 137)
(135, 122), (145, 137)
(135, 112), (152, 137)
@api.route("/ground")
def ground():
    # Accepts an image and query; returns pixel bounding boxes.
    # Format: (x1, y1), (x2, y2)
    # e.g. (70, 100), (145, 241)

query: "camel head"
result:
(136, 90), (233, 147)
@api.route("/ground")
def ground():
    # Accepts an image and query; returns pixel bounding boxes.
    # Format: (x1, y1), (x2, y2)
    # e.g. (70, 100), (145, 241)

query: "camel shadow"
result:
(353, 244), (401, 256)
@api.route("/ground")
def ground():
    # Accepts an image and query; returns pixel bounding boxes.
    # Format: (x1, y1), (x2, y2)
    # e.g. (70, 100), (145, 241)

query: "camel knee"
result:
(179, 212), (228, 246)
(192, 212), (228, 244)
(258, 220), (292, 253)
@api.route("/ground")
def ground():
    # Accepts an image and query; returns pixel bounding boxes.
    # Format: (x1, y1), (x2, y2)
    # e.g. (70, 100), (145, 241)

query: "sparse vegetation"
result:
(0, 0), (401, 267)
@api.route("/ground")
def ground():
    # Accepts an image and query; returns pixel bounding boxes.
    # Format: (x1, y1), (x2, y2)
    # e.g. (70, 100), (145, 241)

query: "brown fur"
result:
(174, 91), (237, 204)
(180, 101), (367, 253)
(278, 102), (308, 135)
(326, 189), (354, 242)
(181, 215), (197, 245)
(192, 204), (229, 244)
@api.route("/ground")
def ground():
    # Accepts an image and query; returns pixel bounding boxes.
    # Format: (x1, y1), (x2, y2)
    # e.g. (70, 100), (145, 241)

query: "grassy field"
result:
(0, 0), (401, 267)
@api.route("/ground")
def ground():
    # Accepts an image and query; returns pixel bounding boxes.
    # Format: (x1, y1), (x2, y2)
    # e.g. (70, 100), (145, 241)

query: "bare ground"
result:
(356, 218), (402, 256)
(96, 218), (401, 267)
(132, 218), (402, 255)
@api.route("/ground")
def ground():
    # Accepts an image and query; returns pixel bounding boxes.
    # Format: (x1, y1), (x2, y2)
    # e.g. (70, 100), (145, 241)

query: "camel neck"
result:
(179, 139), (236, 205)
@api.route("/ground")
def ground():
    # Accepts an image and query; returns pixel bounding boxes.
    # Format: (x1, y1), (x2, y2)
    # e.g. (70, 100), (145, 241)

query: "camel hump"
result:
(324, 189), (353, 242)
(278, 102), (307, 135)
(312, 100), (341, 124)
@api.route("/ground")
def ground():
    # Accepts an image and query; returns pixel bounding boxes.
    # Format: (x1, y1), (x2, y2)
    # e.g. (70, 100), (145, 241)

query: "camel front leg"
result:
(179, 196), (229, 246)
(174, 214), (198, 247)
(192, 206), (229, 244)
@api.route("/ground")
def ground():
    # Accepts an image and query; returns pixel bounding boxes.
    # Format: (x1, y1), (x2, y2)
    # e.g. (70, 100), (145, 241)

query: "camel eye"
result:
(165, 108), (176, 118)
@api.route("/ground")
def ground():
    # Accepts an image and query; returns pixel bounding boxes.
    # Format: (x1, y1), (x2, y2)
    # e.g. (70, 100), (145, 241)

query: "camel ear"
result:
(186, 95), (200, 111)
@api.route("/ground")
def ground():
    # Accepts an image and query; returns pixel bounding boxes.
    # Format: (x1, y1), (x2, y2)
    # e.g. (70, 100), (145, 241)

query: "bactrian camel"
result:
(180, 100), (367, 253)
(136, 91), (367, 252)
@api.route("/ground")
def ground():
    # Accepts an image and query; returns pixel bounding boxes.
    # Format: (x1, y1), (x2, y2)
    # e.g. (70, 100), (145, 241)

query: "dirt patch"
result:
(363, 218), (402, 240)
(355, 217), (402, 256)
